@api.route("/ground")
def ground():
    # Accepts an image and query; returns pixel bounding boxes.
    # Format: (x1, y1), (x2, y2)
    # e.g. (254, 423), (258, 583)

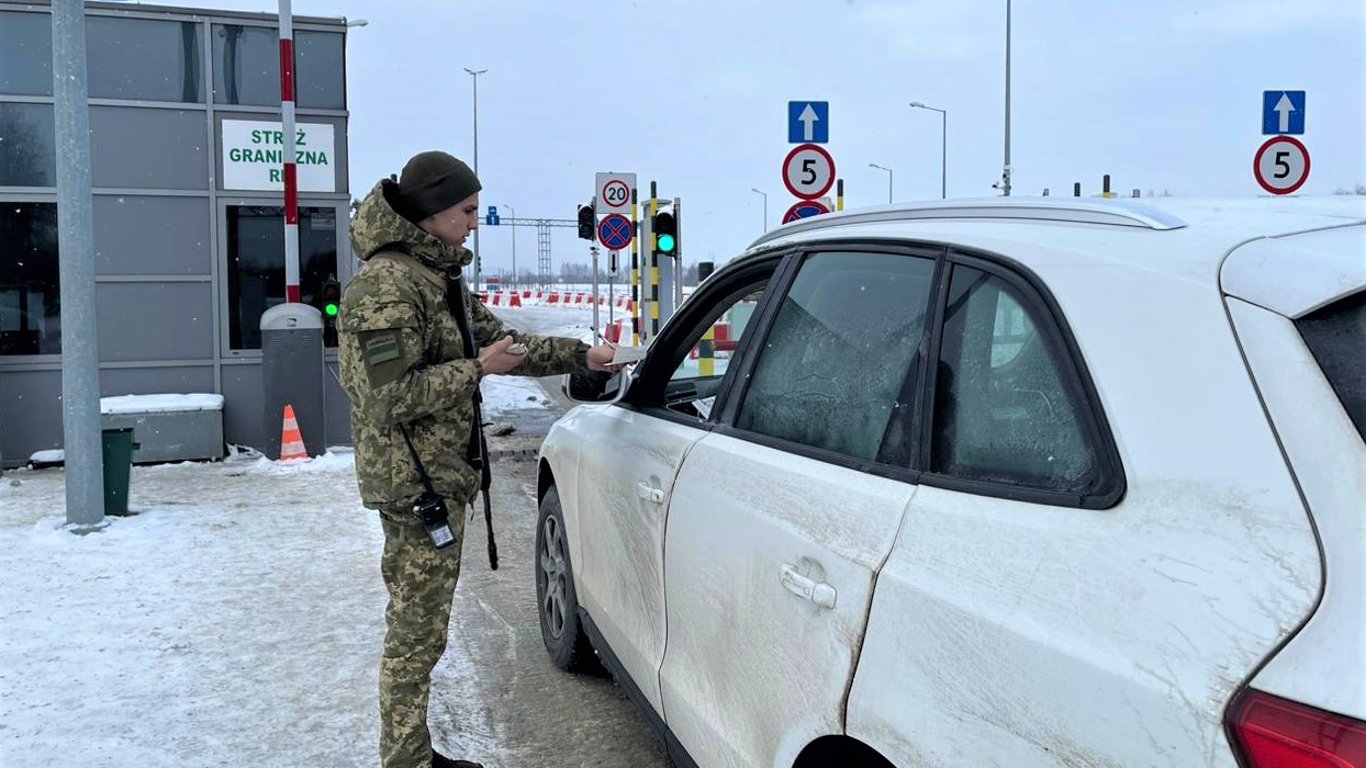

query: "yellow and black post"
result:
(698, 324), (715, 377)
(648, 185), (661, 339)
(630, 190), (640, 346)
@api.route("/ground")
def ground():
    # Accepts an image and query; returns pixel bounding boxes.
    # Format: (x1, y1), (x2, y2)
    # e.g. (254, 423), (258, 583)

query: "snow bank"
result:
(100, 393), (224, 414)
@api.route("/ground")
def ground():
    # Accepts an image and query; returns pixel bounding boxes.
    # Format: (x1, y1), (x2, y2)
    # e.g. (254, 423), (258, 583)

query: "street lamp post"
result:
(502, 203), (516, 289)
(995, 0), (1012, 196)
(750, 188), (767, 231)
(464, 67), (487, 287)
(910, 101), (947, 199)
(869, 163), (893, 204)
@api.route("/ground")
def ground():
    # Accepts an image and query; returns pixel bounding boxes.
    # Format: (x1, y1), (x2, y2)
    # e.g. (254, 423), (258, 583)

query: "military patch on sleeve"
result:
(359, 329), (409, 388)
(363, 331), (402, 365)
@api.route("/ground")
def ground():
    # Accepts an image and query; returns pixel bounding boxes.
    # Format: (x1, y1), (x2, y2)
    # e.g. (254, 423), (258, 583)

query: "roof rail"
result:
(747, 198), (1187, 249)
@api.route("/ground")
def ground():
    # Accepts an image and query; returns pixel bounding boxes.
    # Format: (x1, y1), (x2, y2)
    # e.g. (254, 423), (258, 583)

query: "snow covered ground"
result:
(0, 449), (389, 766)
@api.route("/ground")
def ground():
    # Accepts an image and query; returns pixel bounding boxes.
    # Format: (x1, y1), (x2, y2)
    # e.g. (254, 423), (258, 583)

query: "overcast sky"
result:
(165, 0), (1364, 274)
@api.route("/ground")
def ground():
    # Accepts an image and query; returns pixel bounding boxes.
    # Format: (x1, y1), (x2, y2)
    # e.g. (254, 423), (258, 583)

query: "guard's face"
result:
(421, 192), (480, 247)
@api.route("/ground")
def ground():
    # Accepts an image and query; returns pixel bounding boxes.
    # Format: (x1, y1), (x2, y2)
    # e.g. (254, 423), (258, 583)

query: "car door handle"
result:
(780, 563), (837, 610)
(636, 482), (665, 505)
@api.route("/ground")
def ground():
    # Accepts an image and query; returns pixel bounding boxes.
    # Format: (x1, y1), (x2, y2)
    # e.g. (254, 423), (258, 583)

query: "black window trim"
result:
(914, 248), (1126, 509)
(613, 237), (1125, 508)
(714, 240), (946, 481)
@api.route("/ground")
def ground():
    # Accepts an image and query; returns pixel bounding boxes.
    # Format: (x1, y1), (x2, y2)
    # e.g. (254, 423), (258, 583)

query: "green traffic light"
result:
(325, 303), (339, 317)
(658, 233), (676, 253)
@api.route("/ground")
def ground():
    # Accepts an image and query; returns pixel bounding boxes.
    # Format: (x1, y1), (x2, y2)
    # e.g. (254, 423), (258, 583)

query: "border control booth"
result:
(0, 0), (356, 467)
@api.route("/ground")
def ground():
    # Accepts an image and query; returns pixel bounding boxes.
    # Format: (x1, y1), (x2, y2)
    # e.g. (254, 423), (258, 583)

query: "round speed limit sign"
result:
(783, 143), (836, 200)
(1254, 136), (1311, 195)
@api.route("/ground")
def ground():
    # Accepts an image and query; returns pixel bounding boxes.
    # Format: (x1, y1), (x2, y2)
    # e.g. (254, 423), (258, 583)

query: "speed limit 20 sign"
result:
(595, 172), (636, 215)
(783, 144), (836, 200)
(1254, 136), (1310, 195)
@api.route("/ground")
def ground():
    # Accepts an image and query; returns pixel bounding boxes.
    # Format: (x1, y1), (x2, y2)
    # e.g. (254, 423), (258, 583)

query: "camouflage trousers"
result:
(378, 507), (467, 768)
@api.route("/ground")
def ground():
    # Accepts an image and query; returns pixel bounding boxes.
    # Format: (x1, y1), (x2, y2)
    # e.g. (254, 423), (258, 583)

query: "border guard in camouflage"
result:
(338, 151), (617, 768)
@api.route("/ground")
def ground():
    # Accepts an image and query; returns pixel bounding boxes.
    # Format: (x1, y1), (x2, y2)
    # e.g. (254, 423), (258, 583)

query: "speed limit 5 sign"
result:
(1254, 136), (1310, 195)
(782, 144), (836, 200)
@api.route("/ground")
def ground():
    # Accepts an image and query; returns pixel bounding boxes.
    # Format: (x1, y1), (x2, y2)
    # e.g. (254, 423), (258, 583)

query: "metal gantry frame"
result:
(494, 217), (576, 290)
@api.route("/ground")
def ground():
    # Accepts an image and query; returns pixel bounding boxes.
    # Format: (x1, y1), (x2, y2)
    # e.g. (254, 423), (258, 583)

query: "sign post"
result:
(782, 103), (835, 226)
(1254, 90), (1310, 195)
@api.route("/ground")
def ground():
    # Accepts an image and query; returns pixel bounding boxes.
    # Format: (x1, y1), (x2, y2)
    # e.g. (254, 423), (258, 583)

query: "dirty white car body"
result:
(535, 198), (1366, 768)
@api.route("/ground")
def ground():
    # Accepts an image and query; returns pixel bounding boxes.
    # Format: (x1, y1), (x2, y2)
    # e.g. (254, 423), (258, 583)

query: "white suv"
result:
(534, 198), (1365, 768)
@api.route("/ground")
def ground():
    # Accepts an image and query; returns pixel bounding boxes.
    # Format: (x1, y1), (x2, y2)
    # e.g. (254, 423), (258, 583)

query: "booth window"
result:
(87, 17), (204, 103)
(226, 205), (339, 350)
(0, 203), (60, 356)
(0, 103), (57, 187)
(0, 11), (52, 97)
(213, 26), (345, 109)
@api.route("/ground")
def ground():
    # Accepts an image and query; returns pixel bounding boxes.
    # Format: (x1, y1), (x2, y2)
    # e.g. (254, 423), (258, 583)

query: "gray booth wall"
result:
(0, 2), (354, 468)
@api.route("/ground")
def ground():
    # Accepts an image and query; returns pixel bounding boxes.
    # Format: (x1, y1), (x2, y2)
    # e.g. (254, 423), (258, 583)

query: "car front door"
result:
(570, 257), (779, 719)
(658, 247), (939, 767)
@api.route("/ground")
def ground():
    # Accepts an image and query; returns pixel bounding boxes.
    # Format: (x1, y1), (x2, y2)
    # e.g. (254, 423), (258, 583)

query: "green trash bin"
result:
(100, 428), (139, 517)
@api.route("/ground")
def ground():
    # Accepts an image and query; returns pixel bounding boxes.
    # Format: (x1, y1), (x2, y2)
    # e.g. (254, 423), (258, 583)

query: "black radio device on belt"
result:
(397, 424), (457, 550)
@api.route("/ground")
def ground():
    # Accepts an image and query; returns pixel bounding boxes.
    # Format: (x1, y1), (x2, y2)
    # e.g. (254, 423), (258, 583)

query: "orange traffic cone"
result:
(279, 404), (310, 462)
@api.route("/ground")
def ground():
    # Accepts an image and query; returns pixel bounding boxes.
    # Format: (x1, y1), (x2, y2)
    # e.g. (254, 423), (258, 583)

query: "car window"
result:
(1296, 289), (1366, 443)
(930, 265), (1098, 492)
(670, 289), (764, 384)
(735, 251), (935, 461)
(659, 282), (768, 421)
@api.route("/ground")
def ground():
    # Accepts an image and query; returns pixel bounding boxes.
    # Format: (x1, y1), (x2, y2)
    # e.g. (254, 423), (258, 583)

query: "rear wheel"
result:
(535, 486), (600, 673)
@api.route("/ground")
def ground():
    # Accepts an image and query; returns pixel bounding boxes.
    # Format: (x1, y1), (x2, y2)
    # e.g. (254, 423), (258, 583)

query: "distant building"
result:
(0, 0), (355, 466)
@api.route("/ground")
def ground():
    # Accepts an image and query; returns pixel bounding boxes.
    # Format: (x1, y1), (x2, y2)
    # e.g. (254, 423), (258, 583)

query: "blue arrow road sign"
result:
(485, 205), (500, 226)
(789, 101), (829, 144)
(1263, 91), (1305, 135)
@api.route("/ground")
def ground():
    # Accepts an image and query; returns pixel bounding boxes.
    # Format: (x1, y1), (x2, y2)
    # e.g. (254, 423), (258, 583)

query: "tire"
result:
(535, 486), (600, 673)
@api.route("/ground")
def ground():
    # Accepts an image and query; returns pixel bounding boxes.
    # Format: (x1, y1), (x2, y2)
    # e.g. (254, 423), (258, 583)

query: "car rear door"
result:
(846, 248), (1320, 767)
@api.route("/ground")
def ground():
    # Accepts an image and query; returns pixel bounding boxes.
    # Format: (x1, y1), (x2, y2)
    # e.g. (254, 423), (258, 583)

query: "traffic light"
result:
(319, 279), (341, 318)
(577, 202), (595, 240)
(653, 209), (677, 254)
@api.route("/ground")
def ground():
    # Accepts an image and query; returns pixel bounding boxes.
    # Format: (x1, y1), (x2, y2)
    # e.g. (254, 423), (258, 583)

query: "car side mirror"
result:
(562, 368), (631, 404)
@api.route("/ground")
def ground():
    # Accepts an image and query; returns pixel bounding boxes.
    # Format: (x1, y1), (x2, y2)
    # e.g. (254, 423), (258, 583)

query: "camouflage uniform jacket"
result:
(339, 180), (589, 511)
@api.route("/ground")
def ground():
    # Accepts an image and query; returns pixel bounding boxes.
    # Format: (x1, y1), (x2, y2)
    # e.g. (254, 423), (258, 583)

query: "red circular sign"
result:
(1253, 136), (1311, 195)
(596, 214), (634, 250)
(782, 199), (831, 223)
(782, 143), (836, 200)
(600, 179), (631, 211)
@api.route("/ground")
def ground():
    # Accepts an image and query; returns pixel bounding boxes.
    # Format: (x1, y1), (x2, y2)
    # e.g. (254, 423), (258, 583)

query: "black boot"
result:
(432, 751), (484, 768)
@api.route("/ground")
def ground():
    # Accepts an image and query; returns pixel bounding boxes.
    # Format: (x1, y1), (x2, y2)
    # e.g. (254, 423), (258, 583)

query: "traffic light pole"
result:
(673, 197), (683, 309)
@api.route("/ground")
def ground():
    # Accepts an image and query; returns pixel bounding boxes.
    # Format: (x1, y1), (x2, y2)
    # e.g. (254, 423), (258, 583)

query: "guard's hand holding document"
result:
(610, 345), (648, 366)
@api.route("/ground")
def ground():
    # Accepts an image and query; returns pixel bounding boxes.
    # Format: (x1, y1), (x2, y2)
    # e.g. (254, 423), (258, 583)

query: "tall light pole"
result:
(993, 0), (1012, 196)
(869, 163), (893, 204)
(464, 67), (487, 287)
(502, 203), (516, 289)
(909, 101), (947, 200)
(750, 188), (767, 231)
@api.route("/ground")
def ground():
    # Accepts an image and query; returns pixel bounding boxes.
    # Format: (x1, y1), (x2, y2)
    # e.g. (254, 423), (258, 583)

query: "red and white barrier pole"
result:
(278, 0), (300, 303)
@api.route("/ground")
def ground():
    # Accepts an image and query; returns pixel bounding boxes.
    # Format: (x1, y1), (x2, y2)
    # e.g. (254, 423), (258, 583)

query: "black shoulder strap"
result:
(396, 424), (438, 498)
(443, 269), (480, 361)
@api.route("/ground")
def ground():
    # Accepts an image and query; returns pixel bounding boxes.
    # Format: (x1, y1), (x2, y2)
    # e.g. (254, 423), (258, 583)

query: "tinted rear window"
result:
(1296, 290), (1366, 443)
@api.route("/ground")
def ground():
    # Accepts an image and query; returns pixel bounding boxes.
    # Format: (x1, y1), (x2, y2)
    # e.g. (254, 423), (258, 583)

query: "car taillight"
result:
(1228, 688), (1366, 768)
